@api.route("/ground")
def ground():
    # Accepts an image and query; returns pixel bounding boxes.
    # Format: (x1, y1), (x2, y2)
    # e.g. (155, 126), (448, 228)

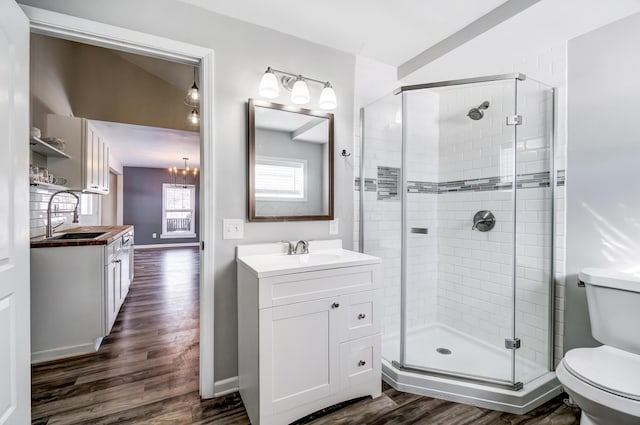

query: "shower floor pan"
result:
(382, 323), (561, 414)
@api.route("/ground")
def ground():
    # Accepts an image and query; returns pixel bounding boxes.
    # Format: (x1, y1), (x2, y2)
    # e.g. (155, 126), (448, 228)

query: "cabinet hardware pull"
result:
(358, 360), (366, 367)
(358, 313), (366, 320)
(331, 302), (340, 309)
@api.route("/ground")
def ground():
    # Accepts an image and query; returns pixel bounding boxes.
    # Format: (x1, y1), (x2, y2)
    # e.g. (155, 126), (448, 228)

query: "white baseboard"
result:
(214, 376), (239, 397)
(134, 242), (200, 249)
(31, 340), (99, 364)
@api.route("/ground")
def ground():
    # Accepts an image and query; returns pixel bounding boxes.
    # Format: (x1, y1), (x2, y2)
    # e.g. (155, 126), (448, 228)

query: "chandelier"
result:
(168, 157), (198, 188)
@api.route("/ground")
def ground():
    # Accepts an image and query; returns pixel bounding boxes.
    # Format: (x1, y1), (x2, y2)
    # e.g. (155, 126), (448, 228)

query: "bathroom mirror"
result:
(248, 99), (334, 221)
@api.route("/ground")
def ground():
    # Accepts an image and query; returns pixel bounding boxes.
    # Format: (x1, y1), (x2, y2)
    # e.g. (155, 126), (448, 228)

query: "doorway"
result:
(22, 5), (216, 401)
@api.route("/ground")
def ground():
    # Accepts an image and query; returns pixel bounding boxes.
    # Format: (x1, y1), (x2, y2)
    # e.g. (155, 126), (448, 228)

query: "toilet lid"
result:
(564, 346), (640, 401)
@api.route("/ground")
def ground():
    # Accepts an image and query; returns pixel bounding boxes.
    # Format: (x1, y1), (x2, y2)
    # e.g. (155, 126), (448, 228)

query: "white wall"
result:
(20, 0), (356, 382)
(565, 12), (640, 352)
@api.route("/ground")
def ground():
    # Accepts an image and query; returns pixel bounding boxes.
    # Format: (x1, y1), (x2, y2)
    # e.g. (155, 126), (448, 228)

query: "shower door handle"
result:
(410, 227), (428, 234)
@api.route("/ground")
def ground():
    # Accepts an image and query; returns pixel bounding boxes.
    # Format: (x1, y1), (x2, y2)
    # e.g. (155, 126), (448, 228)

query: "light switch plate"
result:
(329, 219), (339, 235)
(223, 219), (244, 240)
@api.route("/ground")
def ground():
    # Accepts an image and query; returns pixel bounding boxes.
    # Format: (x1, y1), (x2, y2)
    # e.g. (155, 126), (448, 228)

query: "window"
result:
(79, 194), (95, 216)
(161, 184), (196, 238)
(255, 156), (307, 201)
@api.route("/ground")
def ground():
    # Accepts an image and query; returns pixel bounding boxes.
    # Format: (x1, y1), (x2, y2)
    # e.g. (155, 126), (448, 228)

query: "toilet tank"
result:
(580, 268), (640, 355)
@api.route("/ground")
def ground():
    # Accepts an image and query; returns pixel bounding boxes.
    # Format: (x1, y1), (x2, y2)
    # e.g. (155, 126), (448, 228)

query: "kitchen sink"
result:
(46, 232), (107, 240)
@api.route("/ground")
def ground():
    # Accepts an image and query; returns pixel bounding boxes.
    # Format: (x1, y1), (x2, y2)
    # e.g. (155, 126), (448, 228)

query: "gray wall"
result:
(19, 0), (356, 381)
(123, 167), (200, 245)
(565, 12), (640, 352)
(255, 128), (326, 216)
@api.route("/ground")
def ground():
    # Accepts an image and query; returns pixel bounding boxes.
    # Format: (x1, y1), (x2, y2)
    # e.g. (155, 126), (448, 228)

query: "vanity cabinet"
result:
(46, 115), (110, 194)
(237, 241), (382, 425)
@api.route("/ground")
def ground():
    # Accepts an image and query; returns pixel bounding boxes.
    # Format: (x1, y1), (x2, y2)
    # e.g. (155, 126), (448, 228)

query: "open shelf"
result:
(30, 181), (69, 191)
(30, 136), (71, 159)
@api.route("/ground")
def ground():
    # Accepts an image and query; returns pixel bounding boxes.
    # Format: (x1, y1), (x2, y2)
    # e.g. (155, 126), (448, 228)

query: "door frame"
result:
(21, 5), (217, 398)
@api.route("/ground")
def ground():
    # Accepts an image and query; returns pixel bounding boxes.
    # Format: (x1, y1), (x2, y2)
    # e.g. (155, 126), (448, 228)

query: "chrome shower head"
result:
(467, 101), (490, 120)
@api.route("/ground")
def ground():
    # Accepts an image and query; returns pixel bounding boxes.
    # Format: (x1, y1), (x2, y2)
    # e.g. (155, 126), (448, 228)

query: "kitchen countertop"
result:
(30, 225), (134, 248)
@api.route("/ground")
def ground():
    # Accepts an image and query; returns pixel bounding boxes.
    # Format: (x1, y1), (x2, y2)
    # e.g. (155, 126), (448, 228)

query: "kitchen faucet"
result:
(46, 190), (80, 238)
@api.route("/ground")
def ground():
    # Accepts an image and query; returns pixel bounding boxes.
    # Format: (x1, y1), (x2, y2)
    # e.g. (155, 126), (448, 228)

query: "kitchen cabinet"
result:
(30, 227), (134, 363)
(106, 238), (123, 332)
(237, 240), (382, 425)
(46, 115), (110, 194)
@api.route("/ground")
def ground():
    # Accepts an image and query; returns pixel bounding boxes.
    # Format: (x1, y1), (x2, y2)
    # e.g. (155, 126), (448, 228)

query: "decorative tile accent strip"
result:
(407, 181), (438, 194)
(354, 177), (377, 192)
(377, 166), (400, 200)
(557, 169), (565, 186)
(354, 169), (566, 194)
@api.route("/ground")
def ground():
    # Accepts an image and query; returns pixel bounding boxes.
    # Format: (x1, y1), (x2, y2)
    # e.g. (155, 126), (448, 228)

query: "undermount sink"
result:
(236, 239), (381, 278)
(46, 232), (107, 240)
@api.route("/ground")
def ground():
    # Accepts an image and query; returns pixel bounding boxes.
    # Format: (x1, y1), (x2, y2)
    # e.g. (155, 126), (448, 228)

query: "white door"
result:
(0, 0), (30, 423)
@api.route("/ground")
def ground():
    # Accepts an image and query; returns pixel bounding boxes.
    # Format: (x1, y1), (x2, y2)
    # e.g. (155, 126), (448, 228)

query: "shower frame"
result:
(358, 72), (556, 392)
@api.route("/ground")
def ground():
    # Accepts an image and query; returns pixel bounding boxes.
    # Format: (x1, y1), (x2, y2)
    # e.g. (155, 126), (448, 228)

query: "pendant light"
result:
(291, 76), (310, 105)
(184, 67), (200, 107)
(188, 108), (200, 126)
(318, 82), (337, 110)
(258, 67), (279, 99)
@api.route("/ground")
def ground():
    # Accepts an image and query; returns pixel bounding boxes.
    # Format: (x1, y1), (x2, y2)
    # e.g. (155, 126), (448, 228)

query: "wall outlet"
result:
(152, 232), (157, 239)
(223, 219), (244, 240)
(329, 219), (339, 235)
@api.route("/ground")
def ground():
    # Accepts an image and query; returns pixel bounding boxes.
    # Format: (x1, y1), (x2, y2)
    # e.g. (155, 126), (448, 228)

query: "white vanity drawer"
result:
(258, 264), (380, 308)
(340, 334), (381, 389)
(341, 289), (382, 341)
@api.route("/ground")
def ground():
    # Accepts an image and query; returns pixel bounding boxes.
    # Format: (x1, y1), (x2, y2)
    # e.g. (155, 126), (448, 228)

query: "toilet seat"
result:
(563, 346), (640, 401)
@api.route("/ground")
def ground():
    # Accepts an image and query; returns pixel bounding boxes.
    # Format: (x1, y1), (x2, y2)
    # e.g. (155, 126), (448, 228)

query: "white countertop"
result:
(236, 239), (381, 278)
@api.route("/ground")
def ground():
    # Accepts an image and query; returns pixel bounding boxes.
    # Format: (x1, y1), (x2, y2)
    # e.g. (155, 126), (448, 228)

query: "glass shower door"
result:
(513, 77), (555, 385)
(401, 79), (520, 387)
(359, 93), (403, 365)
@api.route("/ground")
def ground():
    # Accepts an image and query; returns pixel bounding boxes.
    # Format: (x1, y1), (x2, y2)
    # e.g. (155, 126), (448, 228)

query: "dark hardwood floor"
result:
(31, 247), (580, 424)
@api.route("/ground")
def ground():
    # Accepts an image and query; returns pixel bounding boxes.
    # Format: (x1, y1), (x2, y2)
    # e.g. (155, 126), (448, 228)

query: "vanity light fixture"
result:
(258, 67), (279, 99)
(291, 76), (310, 105)
(258, 66), (337, 110)
(319, 82), (337, 110)
(168, 157), (198, 188)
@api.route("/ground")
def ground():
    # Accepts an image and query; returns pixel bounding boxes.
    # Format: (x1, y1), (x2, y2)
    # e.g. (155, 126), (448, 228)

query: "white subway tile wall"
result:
(30, 186), (77, 238)
(354, 45), (567, 378)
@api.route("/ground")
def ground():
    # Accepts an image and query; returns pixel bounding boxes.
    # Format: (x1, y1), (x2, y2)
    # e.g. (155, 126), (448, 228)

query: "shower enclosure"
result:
(357, 74), (560, 412)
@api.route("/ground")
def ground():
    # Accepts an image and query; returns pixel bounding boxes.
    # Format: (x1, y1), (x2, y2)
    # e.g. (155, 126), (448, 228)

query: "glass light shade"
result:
(291, 79), (310, 104)
(184, 82), (200, 107)
(259, 71), (279, 99)
(188, 108), (200, 125)
(319, 85), (337, 110)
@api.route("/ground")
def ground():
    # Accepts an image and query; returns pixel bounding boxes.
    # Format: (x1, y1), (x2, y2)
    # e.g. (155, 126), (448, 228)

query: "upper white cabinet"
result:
(46, 115), (110, 194)
(237, 240), (382, 425)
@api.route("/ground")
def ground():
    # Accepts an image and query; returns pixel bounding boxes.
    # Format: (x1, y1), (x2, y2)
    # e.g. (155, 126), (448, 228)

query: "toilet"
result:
(556, 268), (640, 425)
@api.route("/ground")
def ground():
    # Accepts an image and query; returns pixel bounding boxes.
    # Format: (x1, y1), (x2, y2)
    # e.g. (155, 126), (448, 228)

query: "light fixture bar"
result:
(267, 66), (328, 86)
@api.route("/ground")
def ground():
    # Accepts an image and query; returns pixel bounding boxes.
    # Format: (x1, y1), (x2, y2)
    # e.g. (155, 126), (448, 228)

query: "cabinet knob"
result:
(331, 302), (340, 309)
(358, 360), (366, 367)
(358, 313), (366, 320)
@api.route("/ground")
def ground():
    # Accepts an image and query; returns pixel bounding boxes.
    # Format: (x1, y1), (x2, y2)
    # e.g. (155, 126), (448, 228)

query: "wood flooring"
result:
(31, 247), (580, 424)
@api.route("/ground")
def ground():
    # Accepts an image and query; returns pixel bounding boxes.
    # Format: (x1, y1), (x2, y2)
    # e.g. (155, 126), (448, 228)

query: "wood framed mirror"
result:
(248, 99), (334, 222)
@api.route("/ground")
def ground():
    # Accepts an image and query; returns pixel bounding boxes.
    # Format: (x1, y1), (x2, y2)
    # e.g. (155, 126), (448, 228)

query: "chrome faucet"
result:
(295, 240), (309, 255)
(282, 240), (309, 255)
(46, 190), (80, 238)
